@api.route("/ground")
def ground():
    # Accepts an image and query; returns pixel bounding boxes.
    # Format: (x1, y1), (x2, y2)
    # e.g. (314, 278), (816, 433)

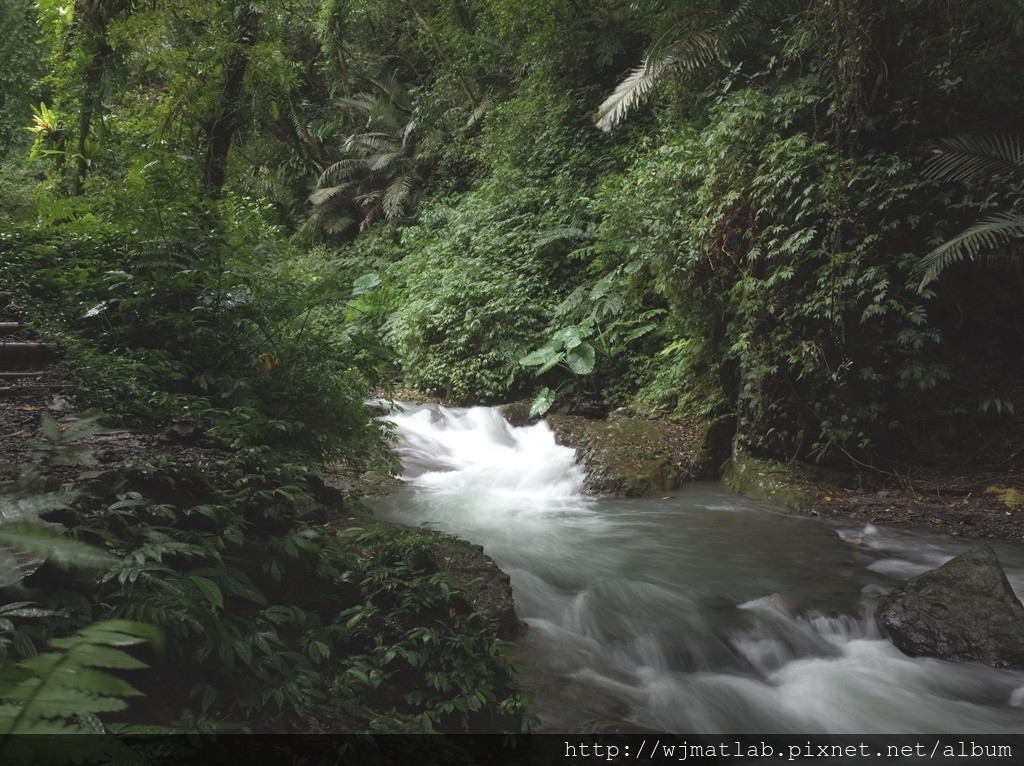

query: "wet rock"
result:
(499, 400), (536, 428)
(547, 412), (705, 497)
(875, 545), (1024, 669)
(725, 446), (854, 512)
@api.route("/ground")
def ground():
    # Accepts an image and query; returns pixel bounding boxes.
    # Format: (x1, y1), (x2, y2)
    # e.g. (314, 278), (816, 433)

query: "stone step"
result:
(0, 384), (60, 395)
(0, 341), (58, 353)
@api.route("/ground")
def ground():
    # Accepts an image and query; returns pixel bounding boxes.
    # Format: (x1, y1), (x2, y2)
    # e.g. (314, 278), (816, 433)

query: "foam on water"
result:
(371, 404), (1024, 733)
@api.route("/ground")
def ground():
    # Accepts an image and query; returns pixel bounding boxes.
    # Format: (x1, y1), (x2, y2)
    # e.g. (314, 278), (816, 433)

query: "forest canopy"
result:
(1, 0), (1023, 739)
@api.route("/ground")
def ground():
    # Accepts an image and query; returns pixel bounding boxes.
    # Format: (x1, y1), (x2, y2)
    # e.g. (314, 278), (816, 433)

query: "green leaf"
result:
(188, 576), (224, 610)
(529, 387), (557, 418)
(518, 345), (560, 368)
(623, 323), (658, 343)
(553, 326), (583, 350)
(311, 640), (331, 661)
(352, 272), (382, 296)
(589, 272), (618, 301)
(565, 343), (596, 376)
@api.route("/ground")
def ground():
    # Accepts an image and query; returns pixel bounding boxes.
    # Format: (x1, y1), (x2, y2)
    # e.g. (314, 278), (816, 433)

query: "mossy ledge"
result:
(723, 447), (856, 511)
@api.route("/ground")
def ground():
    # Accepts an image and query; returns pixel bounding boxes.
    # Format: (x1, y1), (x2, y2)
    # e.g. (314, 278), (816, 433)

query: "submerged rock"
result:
(875, 545), (1024, 669)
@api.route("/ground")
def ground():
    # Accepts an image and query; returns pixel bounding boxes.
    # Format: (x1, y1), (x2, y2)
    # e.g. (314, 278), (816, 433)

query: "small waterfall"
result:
(370, 403), (1024, 733)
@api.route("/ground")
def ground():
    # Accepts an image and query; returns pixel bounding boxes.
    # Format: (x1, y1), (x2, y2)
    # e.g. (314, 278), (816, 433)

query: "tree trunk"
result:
(201, 4), (259, 195)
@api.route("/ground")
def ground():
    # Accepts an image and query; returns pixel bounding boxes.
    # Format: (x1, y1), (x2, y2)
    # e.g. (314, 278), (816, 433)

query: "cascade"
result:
(370, 404), (1024, 733)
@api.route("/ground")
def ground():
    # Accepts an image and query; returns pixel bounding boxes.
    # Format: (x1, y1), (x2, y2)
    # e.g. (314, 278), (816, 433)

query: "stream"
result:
(369, 403), (1024, 734)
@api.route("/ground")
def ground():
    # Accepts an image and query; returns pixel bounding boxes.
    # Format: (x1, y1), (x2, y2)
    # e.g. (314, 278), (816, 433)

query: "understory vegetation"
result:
(0, 0), (1023, 747)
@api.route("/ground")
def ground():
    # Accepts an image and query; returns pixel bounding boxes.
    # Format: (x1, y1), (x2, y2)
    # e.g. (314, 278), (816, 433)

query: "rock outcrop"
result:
(874, 545), (1024, 669)
(545, 410), (709, 497)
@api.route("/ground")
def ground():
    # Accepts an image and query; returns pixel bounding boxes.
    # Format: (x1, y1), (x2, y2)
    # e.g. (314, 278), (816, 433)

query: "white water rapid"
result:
(369, 403), (1024, 734)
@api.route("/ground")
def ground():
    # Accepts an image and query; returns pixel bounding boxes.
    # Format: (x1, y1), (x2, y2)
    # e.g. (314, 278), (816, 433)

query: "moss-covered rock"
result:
(724, 447), (854, 511)
(546, 411), (706, 497)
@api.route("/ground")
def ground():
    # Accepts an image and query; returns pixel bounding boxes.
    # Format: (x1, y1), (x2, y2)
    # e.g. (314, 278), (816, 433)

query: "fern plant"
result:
(0, 493), (163, 763)
(0, 620), (160, 765)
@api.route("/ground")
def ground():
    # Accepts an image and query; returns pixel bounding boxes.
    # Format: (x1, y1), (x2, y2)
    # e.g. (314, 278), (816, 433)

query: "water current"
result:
(369, 403), (1024, 734)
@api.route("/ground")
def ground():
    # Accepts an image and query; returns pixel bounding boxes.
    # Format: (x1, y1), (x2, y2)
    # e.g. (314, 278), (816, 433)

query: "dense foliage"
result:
(1, 0), (1023, 743)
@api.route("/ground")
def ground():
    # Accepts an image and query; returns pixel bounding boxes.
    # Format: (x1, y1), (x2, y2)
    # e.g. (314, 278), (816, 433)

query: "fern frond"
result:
(924, 134), (1024, 185)
(0, 620), (160, 764)
(918, 212), (1024, 288)
(0, 526), (114, 575)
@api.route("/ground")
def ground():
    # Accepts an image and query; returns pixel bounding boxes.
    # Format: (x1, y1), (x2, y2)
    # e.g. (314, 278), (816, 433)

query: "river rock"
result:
(874, 545), (1024, 669)
(546, 412), (708, 496)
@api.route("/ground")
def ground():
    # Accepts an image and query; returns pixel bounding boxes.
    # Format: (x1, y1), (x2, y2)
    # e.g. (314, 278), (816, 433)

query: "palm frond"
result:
(308, 184), (352, 206)
(352, 189), (384, 207)
(401, 119), (417, 150)
(321, 214), (356, 236)
(382, 175), (414, 220)
(465, 101), (490, 129)
(918, 212), (1024, 289)
(334, 97), (374, 117)
(367, 152), (403, 173)
(344, 133), (396, 154)
(317, 159), (364, 185)
(656, 22), (719, 69)
(597, 0), (761, 131)
(923, 134), (1024, 186)
(596, 56), (679, 131)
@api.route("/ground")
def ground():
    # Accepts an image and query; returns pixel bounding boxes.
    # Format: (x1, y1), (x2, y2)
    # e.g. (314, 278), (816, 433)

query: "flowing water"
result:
(369, 403), (1024, 734)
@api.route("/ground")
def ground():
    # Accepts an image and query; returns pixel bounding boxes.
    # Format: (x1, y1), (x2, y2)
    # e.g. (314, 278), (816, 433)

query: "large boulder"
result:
(545, 410), (708, 497)
(875, 545), (1024, 669)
